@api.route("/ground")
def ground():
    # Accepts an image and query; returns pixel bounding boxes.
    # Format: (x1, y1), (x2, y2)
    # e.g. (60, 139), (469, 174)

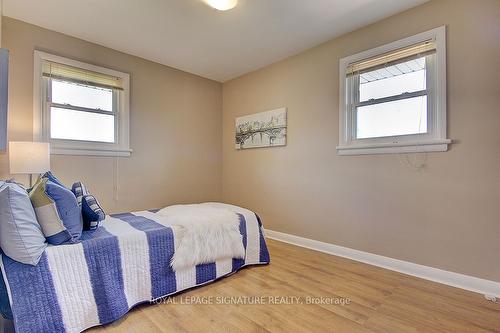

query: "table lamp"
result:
(9, 141), (50, 187)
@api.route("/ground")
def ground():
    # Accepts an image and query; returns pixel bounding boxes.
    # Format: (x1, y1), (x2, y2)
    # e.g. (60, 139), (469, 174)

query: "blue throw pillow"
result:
(71, 181), (88, 206)
(29, 178), (83, 244)
(81, 195), (105, 231)
(41, 171), (65, 188)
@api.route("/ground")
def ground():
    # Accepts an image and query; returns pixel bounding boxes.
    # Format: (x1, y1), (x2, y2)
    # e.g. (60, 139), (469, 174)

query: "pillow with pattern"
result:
(81, 194), (105, 231)
(71, 181), (88, 206)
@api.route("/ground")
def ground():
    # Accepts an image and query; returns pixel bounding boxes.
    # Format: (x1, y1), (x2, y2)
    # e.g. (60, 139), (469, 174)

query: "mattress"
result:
(0, 203), (270, 333)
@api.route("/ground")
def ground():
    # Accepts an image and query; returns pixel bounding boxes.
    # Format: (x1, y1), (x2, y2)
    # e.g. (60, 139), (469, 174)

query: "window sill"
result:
(336, 139), (452, 156)
(50, 147), (132, 157)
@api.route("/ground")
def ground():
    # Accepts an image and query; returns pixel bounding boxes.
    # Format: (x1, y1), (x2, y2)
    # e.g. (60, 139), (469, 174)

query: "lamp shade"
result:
(9, 142), (50, 174)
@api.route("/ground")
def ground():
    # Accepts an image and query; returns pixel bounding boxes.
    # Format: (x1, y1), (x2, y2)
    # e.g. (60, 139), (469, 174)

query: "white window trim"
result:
(337, 26), (451, 156)
(33, 50), (132, 157)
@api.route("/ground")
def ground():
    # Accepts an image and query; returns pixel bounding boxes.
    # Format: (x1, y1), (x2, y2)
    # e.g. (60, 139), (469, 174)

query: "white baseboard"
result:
(265, 229), (500, 299)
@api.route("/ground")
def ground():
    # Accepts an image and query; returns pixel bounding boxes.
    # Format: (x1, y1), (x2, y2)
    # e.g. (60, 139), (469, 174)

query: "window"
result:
(34, 51), (131, 156)
(337, 26), (450, 155)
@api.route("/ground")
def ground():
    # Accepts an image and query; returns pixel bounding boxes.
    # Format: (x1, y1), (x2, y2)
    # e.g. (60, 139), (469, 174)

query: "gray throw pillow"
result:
(0, 181), (47, 265)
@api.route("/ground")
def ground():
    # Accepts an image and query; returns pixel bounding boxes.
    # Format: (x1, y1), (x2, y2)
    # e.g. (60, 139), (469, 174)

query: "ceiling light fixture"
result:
(204, 0), (238, 11)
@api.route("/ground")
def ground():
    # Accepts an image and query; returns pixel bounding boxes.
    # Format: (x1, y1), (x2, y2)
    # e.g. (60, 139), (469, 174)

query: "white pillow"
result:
(0, 181), (47, 265)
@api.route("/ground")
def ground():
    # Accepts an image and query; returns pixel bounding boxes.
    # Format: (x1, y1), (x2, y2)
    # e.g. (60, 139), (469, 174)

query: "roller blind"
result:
(347, 39), (436, 75)
(42, 60), (123, 90)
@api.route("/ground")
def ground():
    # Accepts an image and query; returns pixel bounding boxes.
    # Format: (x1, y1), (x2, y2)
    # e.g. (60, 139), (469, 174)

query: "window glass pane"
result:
(356, 96), (427, 139)
(51, 80), (113, 111)
(359, 57), (426, 102)
(51, 107), (115, 143)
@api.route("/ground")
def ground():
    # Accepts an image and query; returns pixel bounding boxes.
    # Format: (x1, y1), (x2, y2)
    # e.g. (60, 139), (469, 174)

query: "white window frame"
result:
(337, 26), (451, 155)
(33, 50), (132, 157)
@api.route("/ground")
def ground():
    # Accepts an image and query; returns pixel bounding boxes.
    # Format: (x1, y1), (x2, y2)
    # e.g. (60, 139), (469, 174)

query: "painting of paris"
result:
(235, 108), (287, 149)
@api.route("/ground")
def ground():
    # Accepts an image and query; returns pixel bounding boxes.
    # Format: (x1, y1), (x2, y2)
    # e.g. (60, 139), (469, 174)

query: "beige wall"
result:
(1, 1), (499, 282)
(222, 0), (500, 282)
(0, 17), (223, 213)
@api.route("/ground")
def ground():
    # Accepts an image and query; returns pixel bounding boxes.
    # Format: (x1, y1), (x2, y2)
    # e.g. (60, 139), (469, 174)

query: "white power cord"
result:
(113, 155), (119, 202)
(398, 151), (427, 170)
(397, 64), (428, 171)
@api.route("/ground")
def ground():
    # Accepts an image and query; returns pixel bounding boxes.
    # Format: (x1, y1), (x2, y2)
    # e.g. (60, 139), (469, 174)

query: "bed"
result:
(0, 203), (270, 333)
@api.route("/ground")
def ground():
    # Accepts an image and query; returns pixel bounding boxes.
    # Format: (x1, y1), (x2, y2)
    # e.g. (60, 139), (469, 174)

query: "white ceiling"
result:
(3, 0), (428, 82)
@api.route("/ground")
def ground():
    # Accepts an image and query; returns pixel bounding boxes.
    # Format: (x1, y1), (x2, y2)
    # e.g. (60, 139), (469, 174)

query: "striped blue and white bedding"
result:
(0, 203), (270, 333)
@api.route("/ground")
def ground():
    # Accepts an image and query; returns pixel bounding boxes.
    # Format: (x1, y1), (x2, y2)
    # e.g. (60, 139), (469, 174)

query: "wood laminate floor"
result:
(88, 239), (500, 333)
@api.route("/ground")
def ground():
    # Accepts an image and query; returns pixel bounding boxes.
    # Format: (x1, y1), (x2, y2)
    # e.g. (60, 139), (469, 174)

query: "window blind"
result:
(42, 60), (123, 90)
(347, 40), (436, 75)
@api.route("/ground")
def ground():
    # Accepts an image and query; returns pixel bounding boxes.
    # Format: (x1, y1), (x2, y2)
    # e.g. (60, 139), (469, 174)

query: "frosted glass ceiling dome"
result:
(204, 0), (238, 11)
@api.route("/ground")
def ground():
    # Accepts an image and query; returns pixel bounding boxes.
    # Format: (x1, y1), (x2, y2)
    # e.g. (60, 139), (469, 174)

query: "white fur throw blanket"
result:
(156, 204), (245, 271)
